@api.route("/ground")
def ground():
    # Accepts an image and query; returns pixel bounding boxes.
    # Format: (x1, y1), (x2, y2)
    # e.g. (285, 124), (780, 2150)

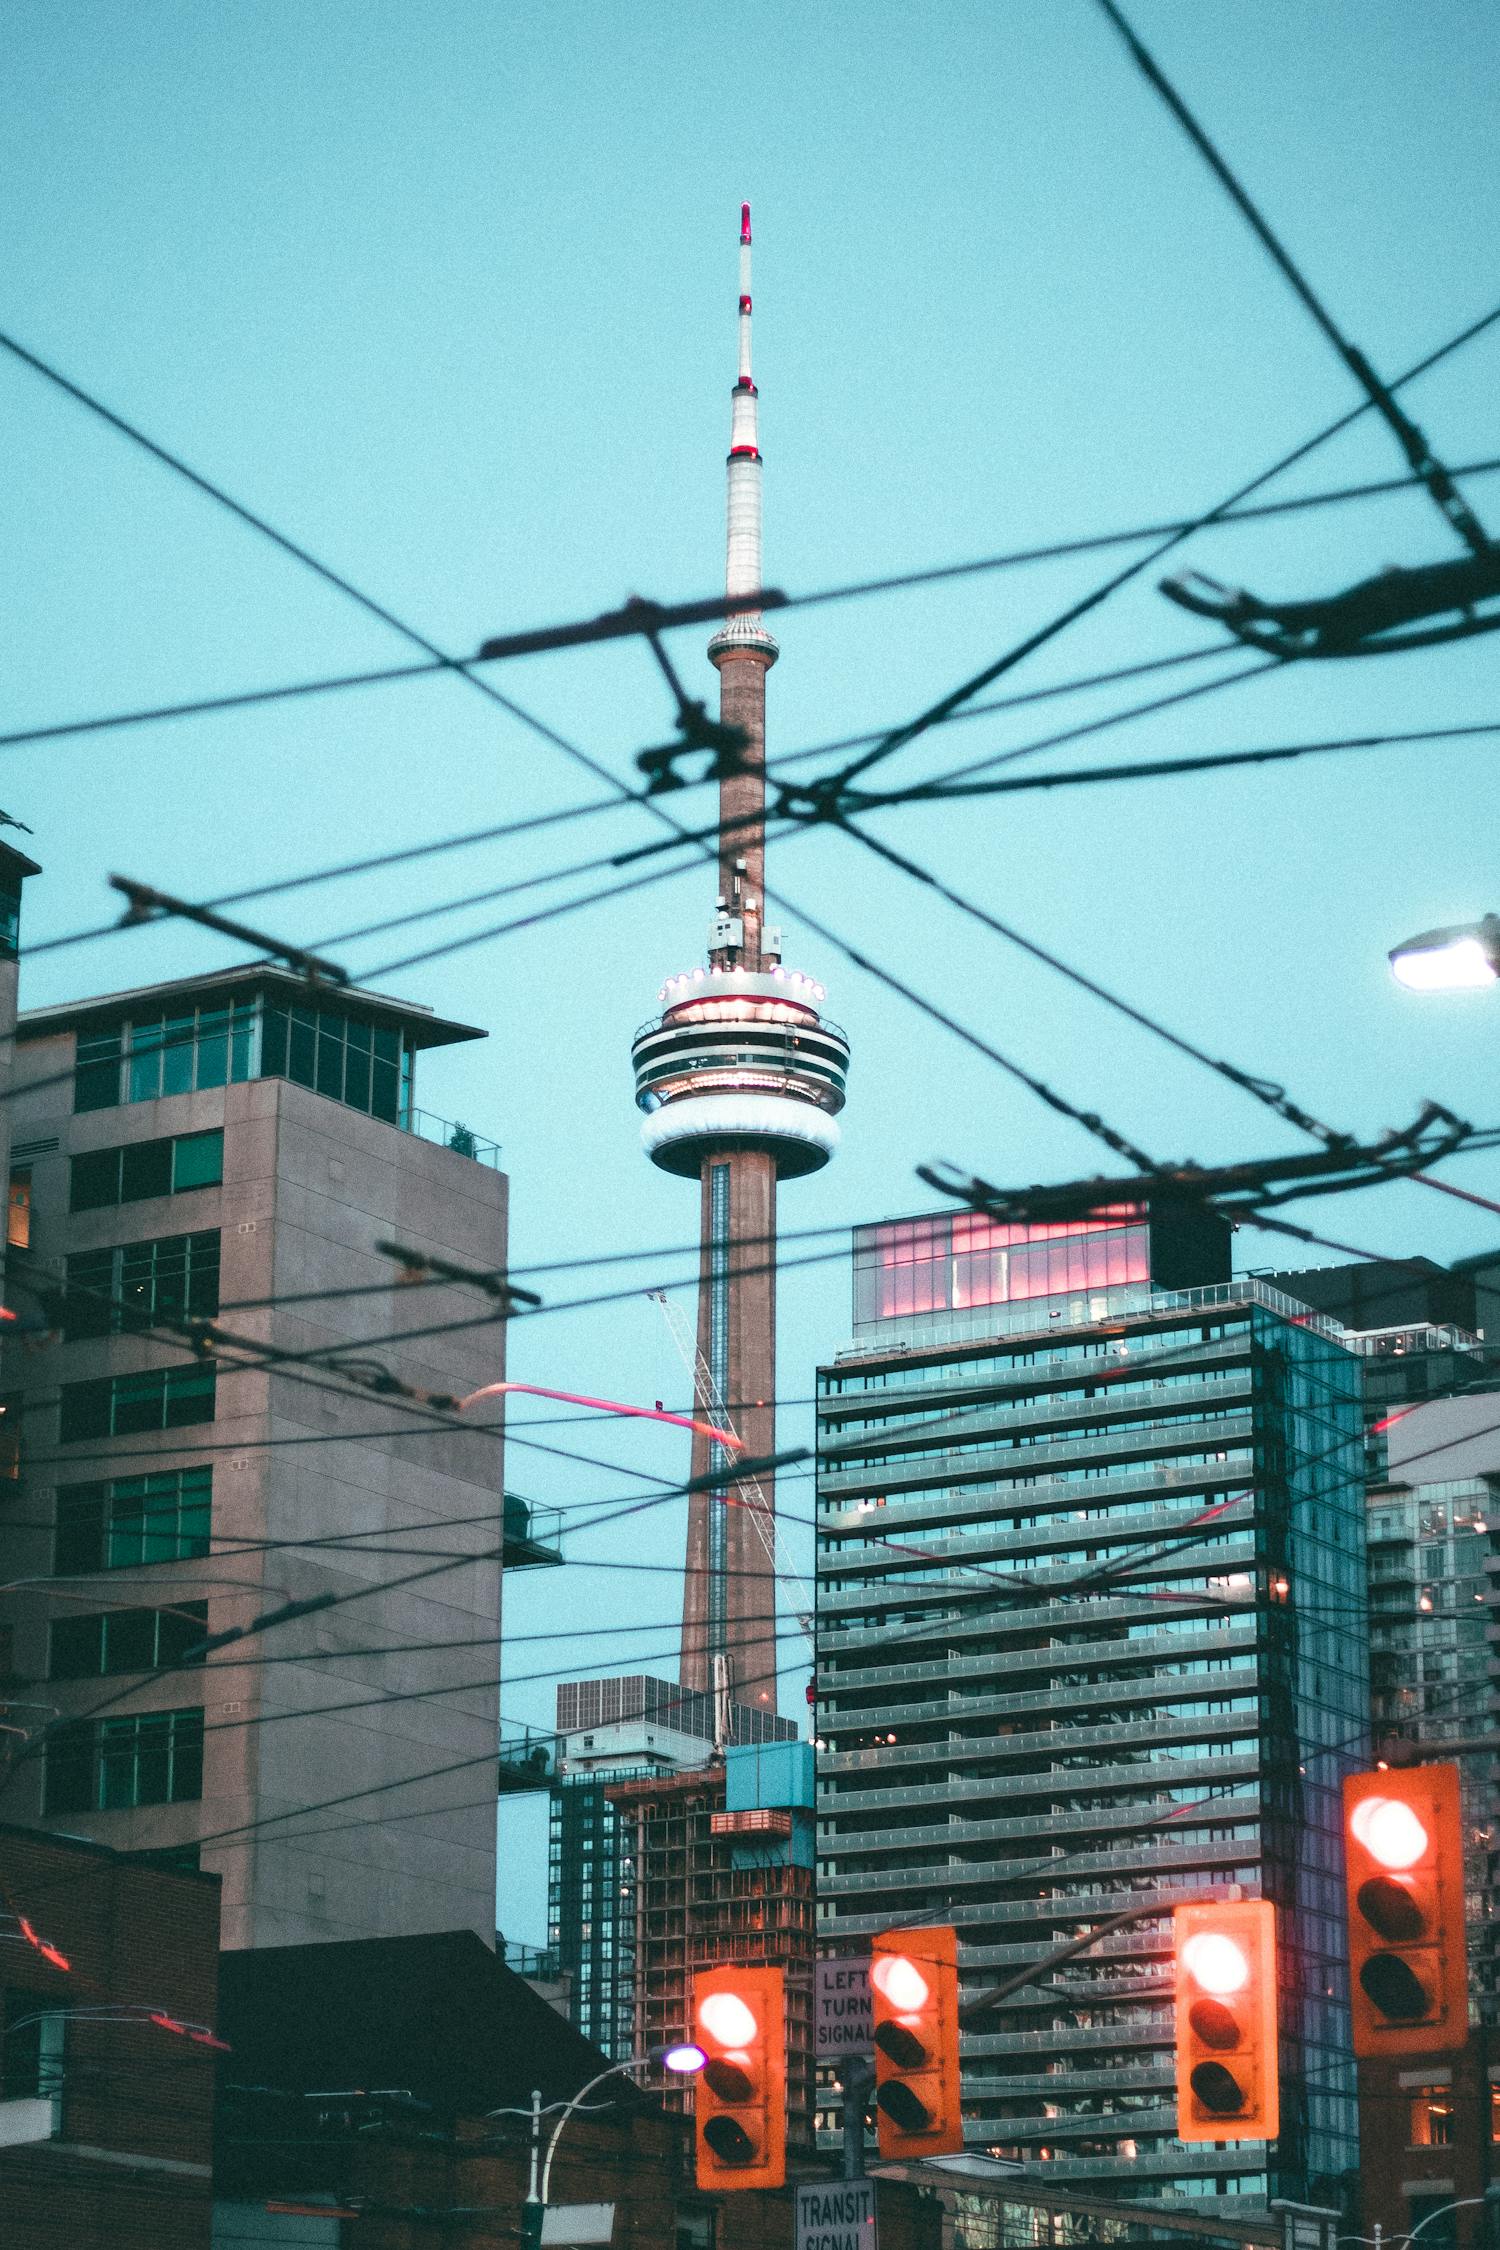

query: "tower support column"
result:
(681, 1146), (779, 1703)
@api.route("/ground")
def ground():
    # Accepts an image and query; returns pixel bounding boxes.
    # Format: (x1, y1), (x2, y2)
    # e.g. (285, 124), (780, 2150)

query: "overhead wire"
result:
(9, 449), (1500, 760)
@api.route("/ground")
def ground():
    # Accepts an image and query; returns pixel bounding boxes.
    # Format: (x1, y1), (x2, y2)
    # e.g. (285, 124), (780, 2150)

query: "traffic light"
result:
(1344, 1763), (1468, 2057)
(1173, 1899), (1279, 2143)
(869, 1926), (962, 2157)
(692, 1965), (786, 2190)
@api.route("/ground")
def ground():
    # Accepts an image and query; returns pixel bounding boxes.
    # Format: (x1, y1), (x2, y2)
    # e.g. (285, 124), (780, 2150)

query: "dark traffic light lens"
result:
(1360, 1953), (1433, 2021)
(874, 2022), (929, 2070)
(876, 2082), (934, 2132)
(1190, 2060), (1247, 2115)
(1356, 1875), (1427, 1943)
(702, 2058), (755, 2103)
(1187, 1998), (1241, 2051)
(702, 2115), (756, 2164)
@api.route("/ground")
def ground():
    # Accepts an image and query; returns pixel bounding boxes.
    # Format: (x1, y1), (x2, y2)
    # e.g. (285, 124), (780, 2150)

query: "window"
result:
(43, 1706), (204, 1813)
(1, 1992), (64, 2127)
(1408, 2088), (1456, 2146)
(7, 1167), (30, 1249)
(50, 1602), (208, 1680)
(261, 1000), (408, 1124)
(74, 999), (257, 1112)
(0, 882), (21, 961)
(64, 1232), (220, 1338)
(55, 1467), (212, 1572)
(58, 1363), (216, 1444)
(69, 1130), (222, 1212)
(0, 1397), (19, 1482)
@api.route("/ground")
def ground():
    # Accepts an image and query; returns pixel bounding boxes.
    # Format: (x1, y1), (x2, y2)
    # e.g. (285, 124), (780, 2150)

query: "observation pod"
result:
(632, 966), (850, 1180)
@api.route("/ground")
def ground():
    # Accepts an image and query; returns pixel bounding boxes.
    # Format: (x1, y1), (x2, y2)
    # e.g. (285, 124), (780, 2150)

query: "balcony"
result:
(407, 1106), (502, 1168)
(821, 1371), (1254, 1470)
(818, 1414), (1254, 1505)
(497, 1725), (555, 1794)
(818, 1454), (1255, 1541)
(503, 1493), (563, 1569)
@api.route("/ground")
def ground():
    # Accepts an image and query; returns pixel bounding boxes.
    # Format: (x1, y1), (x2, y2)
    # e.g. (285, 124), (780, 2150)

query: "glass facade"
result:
(64, 1230), (220, 1338)
(50, 1601), (208, 1680)
(549, 1771), (642, 2059)
(70, 1129), (223, 1212)
(74, 988), (413, 1129)
(58, 1364), (216, 1444)
(854, 1208), (1149, 1326)
(1367, 1471), (1498, 2015)
(815, 1266), (1367, 2206)
(55, 1466), (212, 1572)
(44, 1706), (204, 1814)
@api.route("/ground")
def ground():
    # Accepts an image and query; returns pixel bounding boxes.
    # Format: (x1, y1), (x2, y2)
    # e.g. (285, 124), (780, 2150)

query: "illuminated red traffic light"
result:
(1344, 1765), (1467, 2056)
(1173, 1900), (1278, 2142)
(870, 1927), (962, 2157)
(692, 1966), (786, 2190)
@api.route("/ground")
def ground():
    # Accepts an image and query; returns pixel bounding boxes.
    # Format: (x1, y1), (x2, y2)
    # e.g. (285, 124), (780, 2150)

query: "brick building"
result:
(215, 1926), (939, 2250)
(0, 1820), (221, 2249)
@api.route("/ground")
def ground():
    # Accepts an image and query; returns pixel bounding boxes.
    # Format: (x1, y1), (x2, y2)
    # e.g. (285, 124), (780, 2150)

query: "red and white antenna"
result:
(713, 199), (774, 652)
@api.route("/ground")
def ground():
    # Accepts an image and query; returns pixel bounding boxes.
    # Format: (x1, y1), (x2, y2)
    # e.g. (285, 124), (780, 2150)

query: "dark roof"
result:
(0, 841), (42, 881)
(18, 964), (484, 1052)
(217, 1930), (630, 2113)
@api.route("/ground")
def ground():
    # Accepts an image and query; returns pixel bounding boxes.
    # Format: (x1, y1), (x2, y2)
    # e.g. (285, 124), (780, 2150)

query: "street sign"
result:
(815, 1955), (872, 2059)
(540, 2206), (614, 2246)
(796, 2179), (876, 2250)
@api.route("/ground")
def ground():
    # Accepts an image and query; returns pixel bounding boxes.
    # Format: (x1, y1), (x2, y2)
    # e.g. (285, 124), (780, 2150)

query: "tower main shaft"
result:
(630, 205), (849, 1711)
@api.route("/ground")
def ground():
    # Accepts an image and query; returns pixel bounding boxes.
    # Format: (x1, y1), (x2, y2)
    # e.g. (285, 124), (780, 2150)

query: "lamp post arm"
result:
(540, 2059), (644, 2206)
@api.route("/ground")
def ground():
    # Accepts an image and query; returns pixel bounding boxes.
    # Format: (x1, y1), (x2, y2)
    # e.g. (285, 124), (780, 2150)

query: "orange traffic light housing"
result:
(1173, 1900), (1279, 2143)
(870, 1926), (963, 2158)
(1344, 1763), (1468, 2057)
(692, 1965), (786, 2190)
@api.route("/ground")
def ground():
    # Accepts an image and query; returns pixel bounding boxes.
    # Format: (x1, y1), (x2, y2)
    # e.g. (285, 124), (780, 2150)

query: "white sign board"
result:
(815, 1955), (872, 2058)
(797, 2179), (876, 2250)
(0, 2098), (54, 2149)
(540, 2206), (615, 2246)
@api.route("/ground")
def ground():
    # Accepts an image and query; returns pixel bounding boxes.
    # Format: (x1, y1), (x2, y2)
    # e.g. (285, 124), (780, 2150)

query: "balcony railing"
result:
(407, 1107), (502, 1167)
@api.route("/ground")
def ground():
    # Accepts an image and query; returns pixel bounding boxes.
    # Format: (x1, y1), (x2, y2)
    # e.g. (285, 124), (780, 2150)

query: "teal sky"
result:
(5, 1), (1500, 1940)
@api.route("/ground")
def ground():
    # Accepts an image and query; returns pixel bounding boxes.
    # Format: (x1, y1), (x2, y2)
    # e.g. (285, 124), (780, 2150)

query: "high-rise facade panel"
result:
(815, 1206), (1368, 2203)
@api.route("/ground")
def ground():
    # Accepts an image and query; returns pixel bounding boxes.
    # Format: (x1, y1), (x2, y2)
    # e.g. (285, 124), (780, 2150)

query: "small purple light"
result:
(662, 2042), (707, 2074)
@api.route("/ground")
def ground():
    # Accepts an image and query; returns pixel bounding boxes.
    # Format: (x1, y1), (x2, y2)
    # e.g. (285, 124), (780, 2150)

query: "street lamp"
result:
(1389, 916), (1500, 992)
(1398, 2186), (1500, 2250)
(518, 2044), (705, 2250)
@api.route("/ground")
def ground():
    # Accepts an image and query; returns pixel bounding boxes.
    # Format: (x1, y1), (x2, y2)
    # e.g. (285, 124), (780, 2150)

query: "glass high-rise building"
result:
(814, 1203), (1368, 2205)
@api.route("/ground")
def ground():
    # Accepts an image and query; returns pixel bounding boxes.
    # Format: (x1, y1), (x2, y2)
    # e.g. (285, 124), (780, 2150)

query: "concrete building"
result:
(815, 1202), (1369, 2205)
(0, 963), (517, 1950)
(628, 206), (849, 1710)
(548, 1674), (794, 2059)
(607, 1740), (816, 2143)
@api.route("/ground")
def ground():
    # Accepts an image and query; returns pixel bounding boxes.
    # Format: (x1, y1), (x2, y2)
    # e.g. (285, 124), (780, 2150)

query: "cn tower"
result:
(631, 205), (850, 1710)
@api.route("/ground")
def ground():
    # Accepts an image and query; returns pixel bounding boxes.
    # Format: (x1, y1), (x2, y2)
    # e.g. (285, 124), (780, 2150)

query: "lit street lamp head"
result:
(1389, 913), (1500, 992)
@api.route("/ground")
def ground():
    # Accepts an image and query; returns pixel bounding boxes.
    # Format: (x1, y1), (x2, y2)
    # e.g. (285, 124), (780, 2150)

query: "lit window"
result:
(7, 1167), (30, 1249)
(1409, 2088), (1456, 2147)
